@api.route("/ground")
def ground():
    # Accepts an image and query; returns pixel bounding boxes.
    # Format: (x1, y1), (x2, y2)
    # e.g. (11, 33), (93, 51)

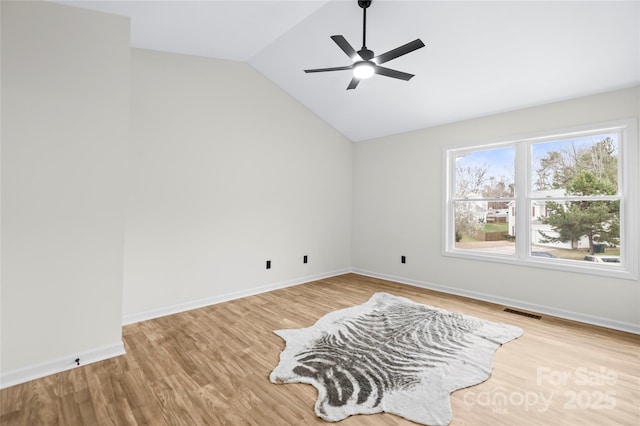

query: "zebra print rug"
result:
(270, 292), (522, 426)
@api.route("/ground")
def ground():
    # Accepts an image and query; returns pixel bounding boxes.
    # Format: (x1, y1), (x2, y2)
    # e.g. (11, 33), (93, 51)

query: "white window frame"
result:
(443, 118), (638, 280)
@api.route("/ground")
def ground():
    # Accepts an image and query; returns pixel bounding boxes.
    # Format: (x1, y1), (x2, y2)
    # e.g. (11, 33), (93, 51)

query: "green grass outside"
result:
(481, 222), (508, 232)
(459, 221), (620, 259)
(548, 247), (621, 260)
(459, 222), (508, 242)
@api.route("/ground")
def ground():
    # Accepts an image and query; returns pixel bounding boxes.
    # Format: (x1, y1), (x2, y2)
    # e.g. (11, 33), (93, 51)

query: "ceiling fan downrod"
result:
(359, 0), (371, 51)
(357, 1), (374, 61)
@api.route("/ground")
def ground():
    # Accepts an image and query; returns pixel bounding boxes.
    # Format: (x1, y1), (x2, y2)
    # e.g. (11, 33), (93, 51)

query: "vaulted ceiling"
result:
(57, 1), (639, 141)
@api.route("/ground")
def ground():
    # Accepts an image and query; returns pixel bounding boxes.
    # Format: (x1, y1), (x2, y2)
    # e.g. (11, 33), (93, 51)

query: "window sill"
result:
(442, 249), (637, 281)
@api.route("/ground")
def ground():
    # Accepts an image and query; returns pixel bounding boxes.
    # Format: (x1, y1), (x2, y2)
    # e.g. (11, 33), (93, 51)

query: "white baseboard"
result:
(122, 268), (352, 325)
(0, 341), (126, 390)
(352, 269), (640, 335)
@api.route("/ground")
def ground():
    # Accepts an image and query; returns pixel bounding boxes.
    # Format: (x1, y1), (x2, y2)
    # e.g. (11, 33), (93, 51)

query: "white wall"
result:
(352, 87), (640, 331)
(1, 0), (130, 381)
(123, 49), (352, 321)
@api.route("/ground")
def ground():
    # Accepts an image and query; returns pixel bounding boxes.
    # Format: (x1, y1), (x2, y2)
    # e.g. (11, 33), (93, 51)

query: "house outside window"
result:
(444, 119), (638, 280)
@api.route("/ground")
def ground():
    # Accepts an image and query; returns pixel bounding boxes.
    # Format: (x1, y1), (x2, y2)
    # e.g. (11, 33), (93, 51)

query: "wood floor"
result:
(1, 273), (639, 425)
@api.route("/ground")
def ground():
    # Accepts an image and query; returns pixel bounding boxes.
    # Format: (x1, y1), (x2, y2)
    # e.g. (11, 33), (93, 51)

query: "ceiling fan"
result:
(304, 0), (425, 90)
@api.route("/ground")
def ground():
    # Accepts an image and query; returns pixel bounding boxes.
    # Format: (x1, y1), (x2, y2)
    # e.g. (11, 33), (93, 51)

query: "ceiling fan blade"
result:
(374, 39), (425, 65)
(331, 35), (359, 60)
(374, 66), (414, 81)
(346, 76), (360, 90)
(304, 65), (354, 73)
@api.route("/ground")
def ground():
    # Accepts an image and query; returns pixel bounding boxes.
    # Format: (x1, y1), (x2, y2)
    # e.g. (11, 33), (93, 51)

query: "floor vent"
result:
(503, 308), (542, 320)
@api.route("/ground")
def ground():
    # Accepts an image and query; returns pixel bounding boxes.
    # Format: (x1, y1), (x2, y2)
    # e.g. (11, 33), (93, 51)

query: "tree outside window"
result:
(532, 135), (619, 258)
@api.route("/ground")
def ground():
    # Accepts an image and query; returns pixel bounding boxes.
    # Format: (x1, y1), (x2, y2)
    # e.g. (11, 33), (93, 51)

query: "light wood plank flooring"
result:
(1, 273), (639, 425)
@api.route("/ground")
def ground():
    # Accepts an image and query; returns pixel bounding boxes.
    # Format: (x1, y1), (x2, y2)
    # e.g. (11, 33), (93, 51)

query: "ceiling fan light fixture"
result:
(304, 0), (425, 89)
(353, 61), (375, 79)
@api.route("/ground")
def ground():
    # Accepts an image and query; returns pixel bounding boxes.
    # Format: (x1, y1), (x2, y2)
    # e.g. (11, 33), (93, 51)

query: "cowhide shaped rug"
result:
(270, 292), (523, 426)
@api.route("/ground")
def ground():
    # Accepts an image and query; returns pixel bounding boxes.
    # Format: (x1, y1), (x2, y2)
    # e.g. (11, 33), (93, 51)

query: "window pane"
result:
(530, 200), (620, 264)
(454, 201), (515, 254)
(455, 147), (515, 199)
(531, 133), (618, 194)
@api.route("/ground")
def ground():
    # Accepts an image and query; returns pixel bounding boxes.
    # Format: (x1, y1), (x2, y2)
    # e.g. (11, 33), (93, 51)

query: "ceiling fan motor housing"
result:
(358, 48), (374, 61)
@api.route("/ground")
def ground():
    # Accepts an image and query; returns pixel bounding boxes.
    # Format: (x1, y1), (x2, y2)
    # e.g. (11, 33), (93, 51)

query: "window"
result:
(444, 119), (637, 280)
